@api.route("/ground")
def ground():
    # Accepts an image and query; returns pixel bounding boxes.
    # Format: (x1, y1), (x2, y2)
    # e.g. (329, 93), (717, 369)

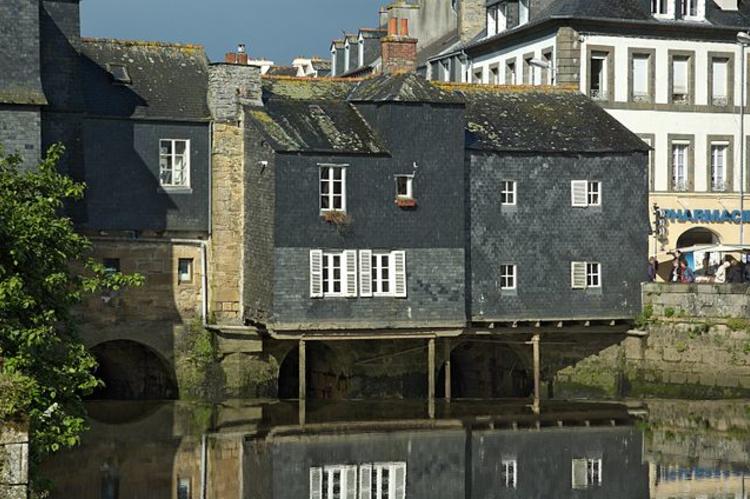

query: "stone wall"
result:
(0, 106), (41, 166)
(0, 421), (29, 499)
(643, 282), (750, 318)
(555, 27), (581, 86)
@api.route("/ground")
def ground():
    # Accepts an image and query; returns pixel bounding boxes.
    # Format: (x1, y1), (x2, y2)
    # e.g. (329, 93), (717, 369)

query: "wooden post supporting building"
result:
(531, 334), (541, 415)
(428, 338), (436, 418)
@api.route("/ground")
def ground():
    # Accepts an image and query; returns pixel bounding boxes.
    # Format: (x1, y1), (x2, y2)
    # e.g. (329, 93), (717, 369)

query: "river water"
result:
(40, 399), (750, 498)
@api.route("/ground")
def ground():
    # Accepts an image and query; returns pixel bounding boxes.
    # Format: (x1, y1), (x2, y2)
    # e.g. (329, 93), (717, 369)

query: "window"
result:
(178, 258), (193, 283)
(572, 458), (602, 489)
(487, 4), (507, 35)
(310, 465), (358, 499)
(103, 258), (120, 274)
(320, 165), (346, 212)
(711, 143), (728, 192)
(589, 52), (608, 100)
(344, 42), (351, 73)
(632, 54), (650, 101)
(672, 56), (690, 104)
(519, 0), (529, 25)
(542, 50), (553, 84)
(490, 65), (500, 84)
(473, 67), (484, 84)
(681, 0), (701, 18)
(106, 63), (131, 85)
(331, 47), (337, 77)
(395, 175), (414, 199)
(711, 58), (729, 106)
(502, 459), (517, 488)
(310, 250), (357, 298)
(358, 38), (365, 67)
(311, 463), (406, 499)
(370, 463), (406, 499)
(177, 477), (191, 499)
(571, 262), (601, 289)
(159, 139), (190, 188)
(500, 265), (516, 290)
(506, 60), (517, 85)
(671, 143), (689, 191)
(358, 250), (407, 298)
(651, 0), (669, 15)
(524, 56), (534, 85)
(571, 181), (601, 207)
(501, 180), (516, 206)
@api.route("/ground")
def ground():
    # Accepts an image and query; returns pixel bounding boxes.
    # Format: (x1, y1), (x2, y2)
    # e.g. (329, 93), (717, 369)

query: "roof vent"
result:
(715, 0), (738, 10)
(106, 63), (131, 85)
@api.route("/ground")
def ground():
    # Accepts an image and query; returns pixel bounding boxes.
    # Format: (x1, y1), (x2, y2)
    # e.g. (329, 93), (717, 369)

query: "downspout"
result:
(200, 433), (208, 499)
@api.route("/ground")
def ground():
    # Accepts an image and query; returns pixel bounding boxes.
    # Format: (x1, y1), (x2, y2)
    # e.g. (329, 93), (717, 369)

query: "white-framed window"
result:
(711, 142), (728, 192)
(671, 142), (689, 191)
(572, 458), (602, 489)
(589, 53), (608, 100)
(370, 463), (407, 499)
(632, 54), (650, 100)
(490, 65), (500, 84)
(178, 258), (193, 284)
(651, 0), (671, 16)
(711, 58), (729, 106)
(159, 139), (190, 188)
(501, 180), (516, 206)
(473, 67), (484, 84)
(358, 37), (365, 67)
(502, 459), (517, 488)
(542, 51), (553, 85)
(395, 175), (414, 199)
(500, 265), (516, 290)
(507, 60), (516, 85)
(310, 465), (358, 499)
(571, 181), (601, 207)
(519, 0), (529, 25)
(310, 250), (357, 298)
(320, 165), (347, 212)
(344, 41), (351, 73)
(331, 47), (337, 77)
(681, 0), (704, 18)
(358, 250), (407, 298)
(487, 4), (507, 36)
(571, 262), (601, 289)
(672, 56), (690, 103)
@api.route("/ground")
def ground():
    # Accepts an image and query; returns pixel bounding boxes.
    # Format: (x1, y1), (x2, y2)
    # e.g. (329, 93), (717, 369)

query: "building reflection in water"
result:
(40, 400), (749, 499)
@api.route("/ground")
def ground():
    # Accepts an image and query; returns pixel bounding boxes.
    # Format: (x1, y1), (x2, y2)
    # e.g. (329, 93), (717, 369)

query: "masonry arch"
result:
(676, 227), (721, 249)
(436, 340), (532, 399)
(277, 342), (351, 400)
(89, 340), (178, 400)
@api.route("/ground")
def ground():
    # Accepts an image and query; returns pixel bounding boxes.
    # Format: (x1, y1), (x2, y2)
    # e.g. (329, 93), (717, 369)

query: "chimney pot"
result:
(399, 18), (409, 36)
(388, 18), (398, 36)
(237, 43), (246, 54)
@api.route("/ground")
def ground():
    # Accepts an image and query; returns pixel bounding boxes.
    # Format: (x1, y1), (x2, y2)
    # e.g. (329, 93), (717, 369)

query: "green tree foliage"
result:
(0, 146), (143, 470)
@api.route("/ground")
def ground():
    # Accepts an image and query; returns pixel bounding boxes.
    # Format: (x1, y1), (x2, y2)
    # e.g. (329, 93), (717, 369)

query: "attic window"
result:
(107, 63), (131, 85)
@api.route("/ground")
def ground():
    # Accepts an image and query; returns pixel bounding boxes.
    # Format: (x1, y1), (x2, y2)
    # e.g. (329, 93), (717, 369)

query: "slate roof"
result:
(80, 38), (210, 120)
(262, 77), (357, 101)
(266, 65), (300, 77)
(435, 83), (650, 154)
(348, 73), (464, 104)
(245, 100), (387, 155)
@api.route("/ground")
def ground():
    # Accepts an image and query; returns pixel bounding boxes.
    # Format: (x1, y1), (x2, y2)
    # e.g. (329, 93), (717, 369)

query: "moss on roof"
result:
(262, 76), (359, 101)
(349, 73), (464, 104)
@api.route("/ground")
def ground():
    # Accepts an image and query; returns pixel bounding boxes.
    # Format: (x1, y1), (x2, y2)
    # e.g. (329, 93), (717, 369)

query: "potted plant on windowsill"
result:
(395, 197), (417, 208)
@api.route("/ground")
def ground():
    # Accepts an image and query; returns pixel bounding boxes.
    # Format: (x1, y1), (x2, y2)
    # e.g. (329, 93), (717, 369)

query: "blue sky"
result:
(81, 0), (378, 63)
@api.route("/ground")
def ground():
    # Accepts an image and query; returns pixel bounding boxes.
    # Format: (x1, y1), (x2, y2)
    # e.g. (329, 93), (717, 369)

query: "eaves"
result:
(83, 113), (212, 124)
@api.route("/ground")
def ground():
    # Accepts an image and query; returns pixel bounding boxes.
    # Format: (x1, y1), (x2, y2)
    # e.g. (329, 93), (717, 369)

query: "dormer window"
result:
(681, 0), (705, 19)
(519, 0), (529, 25)
(651, 0), (675, 18)
(106, 63), (131, 85)
(344, 42), (351, 73)
(358, 37), (364, 67)
(487, 3), (507, 36)
(330, 47), (337, 76)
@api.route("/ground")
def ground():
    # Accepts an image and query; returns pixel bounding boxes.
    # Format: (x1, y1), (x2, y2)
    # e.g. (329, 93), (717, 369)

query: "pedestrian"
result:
(728, 259), (745, 283)
(670, 258), (681, 283)
(714, 260), (730, 284)
(679, 261), (694, 283)
(648, 257), (658, 282)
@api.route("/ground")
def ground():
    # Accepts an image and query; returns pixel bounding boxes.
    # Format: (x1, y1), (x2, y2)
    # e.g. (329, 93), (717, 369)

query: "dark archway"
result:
(277, 342), (350, 400)
(89, 340), (178, 400)
(676, 227), (720, 248)
(441, 341), (532, 399)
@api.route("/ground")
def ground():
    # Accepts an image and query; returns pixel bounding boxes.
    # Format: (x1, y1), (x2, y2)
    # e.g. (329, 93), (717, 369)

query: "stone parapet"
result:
(643, 282), (750, 319)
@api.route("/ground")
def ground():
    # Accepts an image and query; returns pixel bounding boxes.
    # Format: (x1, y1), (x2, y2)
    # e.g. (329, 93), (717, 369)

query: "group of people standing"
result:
(648, 251), (750, 284)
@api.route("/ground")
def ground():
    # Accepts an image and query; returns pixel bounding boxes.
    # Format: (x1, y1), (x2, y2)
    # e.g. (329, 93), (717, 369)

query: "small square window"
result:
(178, 258), (193, 283)
(500, 265), (516, 290)
(395, 175), (414, 199)
(103, 258), (120, 275)
(586, 262), (601, 288)
(501, 180), (516, 206)
(107, 63), (131, 84)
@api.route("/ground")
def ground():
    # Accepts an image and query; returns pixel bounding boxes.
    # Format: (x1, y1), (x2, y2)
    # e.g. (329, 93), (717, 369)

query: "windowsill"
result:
(158, 186), (193, 194)
(395, 198), (417, 208)
(586, 287), (603, 295)
(501, 288), (518, 297)
(501, 204), (517, 213)
(652, 13), (675, 20)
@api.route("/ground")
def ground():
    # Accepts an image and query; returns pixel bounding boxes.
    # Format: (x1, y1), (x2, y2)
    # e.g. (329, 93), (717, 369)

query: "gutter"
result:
(90, 236), (209, 327)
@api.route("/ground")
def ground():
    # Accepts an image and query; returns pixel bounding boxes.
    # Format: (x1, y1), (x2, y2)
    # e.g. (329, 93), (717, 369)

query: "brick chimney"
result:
(224, 43), (249, 65)
(381, 18), (417, 74)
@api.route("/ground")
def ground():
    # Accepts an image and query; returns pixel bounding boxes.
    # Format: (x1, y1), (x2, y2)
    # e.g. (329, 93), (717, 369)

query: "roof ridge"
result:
(81, 37), (204, 50)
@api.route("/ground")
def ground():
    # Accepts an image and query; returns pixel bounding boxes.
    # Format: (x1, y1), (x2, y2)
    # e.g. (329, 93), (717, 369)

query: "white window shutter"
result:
(571, 180), (588, 207)
(359, 250), (373, 297)
(310, 250), (323, 298)
(394, 463), (406, 499)
(310, 467), (323, 499)
(571, 459), (587, 489)
(359, 465), (372, 499)
(344, 465), (358, 499)
(571, 262), (587, 289)
(344, 250), (358, 297)
(392, 251), (407, 298)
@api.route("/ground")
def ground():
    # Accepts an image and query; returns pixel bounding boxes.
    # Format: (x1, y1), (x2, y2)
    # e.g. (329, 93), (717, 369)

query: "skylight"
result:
(107, 63), (131, 85)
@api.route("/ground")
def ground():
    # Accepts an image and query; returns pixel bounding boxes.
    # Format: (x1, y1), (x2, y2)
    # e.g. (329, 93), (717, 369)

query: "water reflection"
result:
(40, 400), (750, 498)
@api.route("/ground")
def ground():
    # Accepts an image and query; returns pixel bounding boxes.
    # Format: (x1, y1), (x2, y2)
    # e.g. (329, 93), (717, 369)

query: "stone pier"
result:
(0, 421), (29, 499)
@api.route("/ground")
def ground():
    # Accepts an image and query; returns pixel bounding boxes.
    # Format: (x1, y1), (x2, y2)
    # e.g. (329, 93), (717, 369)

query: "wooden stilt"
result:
(428, 338), (436, 418)
(532, 334), (541, 415)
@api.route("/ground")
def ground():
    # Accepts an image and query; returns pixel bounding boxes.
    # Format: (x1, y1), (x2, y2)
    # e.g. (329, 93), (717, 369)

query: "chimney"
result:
(225, 43), (249, 65)
(381, 18), (417, 74)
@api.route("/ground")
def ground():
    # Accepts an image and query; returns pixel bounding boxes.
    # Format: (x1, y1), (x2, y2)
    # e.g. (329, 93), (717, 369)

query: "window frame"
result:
(668, 50), (695, 105)
(638, 134), (656, 192)
(571, 261), (601, 289)
(586, 46), (614, 103)
(371, 253), (393, 297)
(519, 0), (529, 25)
(395, 174), (414, 200)
(680, 0), (704, 19)
(178, 258), (193, 284)
(708, 52), (734, 108)
(628, 48), (655, 103)
(500, 264), (517, 291)
(501, 459), (518, 488)
(319, 164), (348, 213)
(668, 135), (694, 192)
(370, 462), (407, 499)
(571, 180), (601, 207)
(707, 135), (734, 193)
(586, 262), (601, 288)
(506, 59), (517, 85)
(500, 180), (517, 206)
(159, 138), (191, 189)
(651, 0), (674, 18)
(572, 458), (603, 489)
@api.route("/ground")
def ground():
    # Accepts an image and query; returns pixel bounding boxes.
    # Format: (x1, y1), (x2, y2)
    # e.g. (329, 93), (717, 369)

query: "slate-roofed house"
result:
(444, 83), (650, 322)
